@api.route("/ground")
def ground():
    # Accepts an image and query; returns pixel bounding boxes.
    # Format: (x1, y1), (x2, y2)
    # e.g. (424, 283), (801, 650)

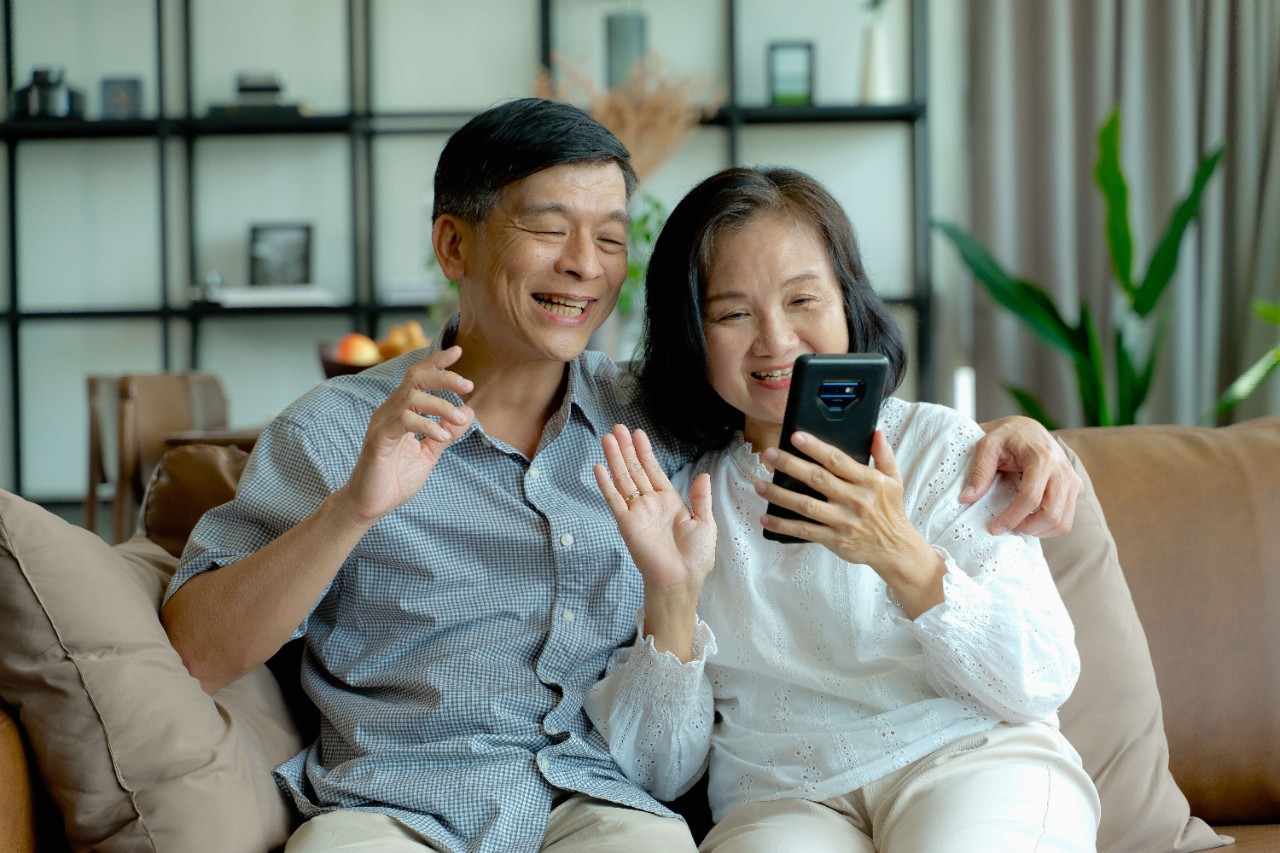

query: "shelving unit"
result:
(1, 0), (929, 501)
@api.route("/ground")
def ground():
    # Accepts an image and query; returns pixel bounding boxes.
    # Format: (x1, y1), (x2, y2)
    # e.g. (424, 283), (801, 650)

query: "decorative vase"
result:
(605, 12), (647, 89)
(860, 15), (893, 104)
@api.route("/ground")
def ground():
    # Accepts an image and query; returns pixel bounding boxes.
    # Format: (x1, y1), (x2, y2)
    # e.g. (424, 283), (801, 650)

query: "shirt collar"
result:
(565, 354), (612, 439)
(430, 312), (612, 441)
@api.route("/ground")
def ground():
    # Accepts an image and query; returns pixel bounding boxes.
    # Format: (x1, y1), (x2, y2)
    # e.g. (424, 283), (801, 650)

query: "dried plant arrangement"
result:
(535, 51), (724, 182)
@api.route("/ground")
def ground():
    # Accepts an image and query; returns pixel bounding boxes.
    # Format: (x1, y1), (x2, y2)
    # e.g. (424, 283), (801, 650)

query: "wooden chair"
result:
(84, 372), (229, 543)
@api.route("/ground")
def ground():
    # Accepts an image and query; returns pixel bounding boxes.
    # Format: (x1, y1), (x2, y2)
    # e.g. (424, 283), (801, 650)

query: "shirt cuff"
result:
(884, 545), (987, 633)
(631, 606), (718, 682)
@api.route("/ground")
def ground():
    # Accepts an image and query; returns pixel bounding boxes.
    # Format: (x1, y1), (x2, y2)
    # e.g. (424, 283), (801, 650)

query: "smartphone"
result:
(763, 353), (888, 544)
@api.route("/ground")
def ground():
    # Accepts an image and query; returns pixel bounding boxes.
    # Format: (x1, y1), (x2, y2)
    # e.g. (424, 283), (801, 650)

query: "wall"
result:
(3, 0), (935, 501)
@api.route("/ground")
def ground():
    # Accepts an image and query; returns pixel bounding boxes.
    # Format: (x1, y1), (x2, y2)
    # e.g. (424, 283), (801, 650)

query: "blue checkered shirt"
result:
(166, 324), (694, 852)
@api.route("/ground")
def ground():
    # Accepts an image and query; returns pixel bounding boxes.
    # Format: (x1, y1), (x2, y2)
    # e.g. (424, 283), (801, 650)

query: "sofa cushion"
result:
(0, 489), (302, 852)
(1045, 441), (1226, 853)
(1059, 417), (1280, 826)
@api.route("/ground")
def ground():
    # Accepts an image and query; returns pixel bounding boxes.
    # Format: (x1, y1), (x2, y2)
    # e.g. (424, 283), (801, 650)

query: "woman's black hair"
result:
(432, 97), (637, 222)
(639, 166), (907, 451)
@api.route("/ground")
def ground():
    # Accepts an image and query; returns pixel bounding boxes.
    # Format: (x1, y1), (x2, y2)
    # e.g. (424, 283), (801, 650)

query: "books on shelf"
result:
(205, 102), (313, 120)
(379, 277), (455, 307)
(203, 284), (340, 307)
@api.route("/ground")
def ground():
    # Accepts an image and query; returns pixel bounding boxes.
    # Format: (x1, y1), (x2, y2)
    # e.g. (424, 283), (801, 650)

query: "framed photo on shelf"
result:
(100, 77), (143, 120)
(248, 223), (312, 286)
(769, 41), (815, 107)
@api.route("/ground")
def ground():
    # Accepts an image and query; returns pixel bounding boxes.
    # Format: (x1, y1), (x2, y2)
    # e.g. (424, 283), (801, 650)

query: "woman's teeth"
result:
(753, 367), (792, 381)
(535, 295), (588, 316)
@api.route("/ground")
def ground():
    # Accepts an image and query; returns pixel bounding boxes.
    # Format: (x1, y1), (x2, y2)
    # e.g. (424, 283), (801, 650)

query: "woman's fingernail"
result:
(792, 431), (808, 445)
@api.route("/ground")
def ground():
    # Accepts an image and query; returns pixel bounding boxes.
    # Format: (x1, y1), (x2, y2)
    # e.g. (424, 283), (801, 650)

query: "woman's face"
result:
(701, 212), (850, 450)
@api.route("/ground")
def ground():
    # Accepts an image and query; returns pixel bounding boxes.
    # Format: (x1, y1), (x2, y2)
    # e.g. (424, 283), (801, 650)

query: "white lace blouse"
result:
(584, 397), (1080, 821)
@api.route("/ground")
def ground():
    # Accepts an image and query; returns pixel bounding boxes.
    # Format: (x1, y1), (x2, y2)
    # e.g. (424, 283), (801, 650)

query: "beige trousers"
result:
(700, 722), (1100, 853)
(283, 793), (697, 852)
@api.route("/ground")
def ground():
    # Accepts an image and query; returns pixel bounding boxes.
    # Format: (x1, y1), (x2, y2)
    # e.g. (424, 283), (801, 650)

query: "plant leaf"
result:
(1254, 299), (1280, 326)
(1132, 312), (1168, 419)
(1134, 145), (1225, 317)
(1116, 314), (1167, 425)
(1115, 325), (1139, 425)
(934, 221), (1078, 355)
(1005, 385), (1061, 431)
(1008, 279), (1079, 355)
(933, 220), (1020, 299)
(1074, 305), (1112, 426)
(1216, 346), (1280, 415)
(1094, 107), (1135, 299)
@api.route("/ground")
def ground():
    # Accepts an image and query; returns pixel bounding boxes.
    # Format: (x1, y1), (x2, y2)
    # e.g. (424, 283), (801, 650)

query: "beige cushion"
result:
(1059, 418), (1280, 826)
(0, 489), (301, 852)
(1045, 442), (1225, 853)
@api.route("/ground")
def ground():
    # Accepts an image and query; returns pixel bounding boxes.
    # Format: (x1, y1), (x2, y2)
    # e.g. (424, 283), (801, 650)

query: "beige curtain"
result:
(963, 0), (1279, 426)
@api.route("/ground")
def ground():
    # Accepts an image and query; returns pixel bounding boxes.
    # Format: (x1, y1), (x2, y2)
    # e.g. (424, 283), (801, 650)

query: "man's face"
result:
(453, 162), (630, 366)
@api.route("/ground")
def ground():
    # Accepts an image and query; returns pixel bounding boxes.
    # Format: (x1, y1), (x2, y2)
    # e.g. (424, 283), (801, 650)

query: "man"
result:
(162, 98), (1080, 853)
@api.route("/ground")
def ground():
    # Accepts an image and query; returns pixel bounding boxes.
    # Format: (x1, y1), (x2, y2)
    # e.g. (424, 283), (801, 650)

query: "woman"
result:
(585, 167), (1100, 851)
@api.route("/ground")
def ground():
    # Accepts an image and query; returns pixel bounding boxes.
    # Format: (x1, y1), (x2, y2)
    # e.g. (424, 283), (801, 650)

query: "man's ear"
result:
(431, 214), (467, 283)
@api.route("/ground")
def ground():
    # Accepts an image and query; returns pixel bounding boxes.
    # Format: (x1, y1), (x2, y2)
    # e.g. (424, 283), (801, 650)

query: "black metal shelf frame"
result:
(1, 0), (931, 496)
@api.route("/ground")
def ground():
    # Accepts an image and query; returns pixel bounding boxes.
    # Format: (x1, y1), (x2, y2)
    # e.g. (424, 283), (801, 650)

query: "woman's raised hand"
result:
(758, 430), (945, 619)
(595, 425), (716, 596)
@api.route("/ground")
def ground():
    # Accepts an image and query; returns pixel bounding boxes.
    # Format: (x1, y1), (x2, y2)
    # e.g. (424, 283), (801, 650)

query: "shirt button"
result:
(560, 533), (574, 547)
(537, 754), (549, 771)
(562, 610), (575, 622)
(545, 723), (561, 735)
(528, 467), (540, 480)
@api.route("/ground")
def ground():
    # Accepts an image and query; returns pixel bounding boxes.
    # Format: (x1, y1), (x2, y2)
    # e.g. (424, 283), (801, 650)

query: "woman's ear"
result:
(431, 214), (467, 283)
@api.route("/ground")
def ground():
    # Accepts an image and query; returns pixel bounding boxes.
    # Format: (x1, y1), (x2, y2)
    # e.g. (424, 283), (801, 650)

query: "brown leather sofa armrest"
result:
(141, 444), (249, 558)
(0, 701), (37, 853)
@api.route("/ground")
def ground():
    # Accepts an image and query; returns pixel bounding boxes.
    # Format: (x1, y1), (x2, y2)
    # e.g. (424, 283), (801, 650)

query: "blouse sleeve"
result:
(584, 608), (718, 801)
(887, 405), (1080, 724)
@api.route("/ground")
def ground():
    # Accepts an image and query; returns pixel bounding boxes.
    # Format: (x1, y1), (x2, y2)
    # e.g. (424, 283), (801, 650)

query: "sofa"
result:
(2, 416), (1278, 852)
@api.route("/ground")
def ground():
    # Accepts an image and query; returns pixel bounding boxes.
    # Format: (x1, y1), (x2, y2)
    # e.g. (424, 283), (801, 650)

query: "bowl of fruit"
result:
(319, 320), (431, 379)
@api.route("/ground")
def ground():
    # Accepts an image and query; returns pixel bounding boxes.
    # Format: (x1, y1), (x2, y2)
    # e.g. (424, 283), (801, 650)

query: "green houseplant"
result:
(1216, 299), (1280, 416)
(621, 192), (667, 316)
(936, 107), (1224, 428)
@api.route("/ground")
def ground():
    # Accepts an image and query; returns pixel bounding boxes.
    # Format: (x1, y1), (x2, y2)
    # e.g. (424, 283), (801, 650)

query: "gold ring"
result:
(624, 490), (641, 503)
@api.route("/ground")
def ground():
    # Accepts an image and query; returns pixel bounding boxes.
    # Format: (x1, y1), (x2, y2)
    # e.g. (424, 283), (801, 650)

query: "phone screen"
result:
(763, 353), (888, 544)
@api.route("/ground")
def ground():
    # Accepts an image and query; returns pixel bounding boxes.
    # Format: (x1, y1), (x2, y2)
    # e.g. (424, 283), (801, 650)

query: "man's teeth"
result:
(753, 367), (793, 381)
(535, 295), (588, 316)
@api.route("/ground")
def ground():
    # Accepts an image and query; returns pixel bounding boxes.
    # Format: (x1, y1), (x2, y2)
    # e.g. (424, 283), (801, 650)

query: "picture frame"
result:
(248, 223), (312, 286)
(100, 77), (142, 120)
(768, 42), (815, 107)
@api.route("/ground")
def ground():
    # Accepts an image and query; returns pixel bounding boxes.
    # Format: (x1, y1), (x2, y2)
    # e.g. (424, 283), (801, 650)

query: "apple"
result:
(333, 332), (381, 366)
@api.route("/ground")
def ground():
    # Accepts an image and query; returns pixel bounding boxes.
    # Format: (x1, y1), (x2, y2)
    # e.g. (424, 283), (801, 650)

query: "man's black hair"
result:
(433, 97), (637, 222)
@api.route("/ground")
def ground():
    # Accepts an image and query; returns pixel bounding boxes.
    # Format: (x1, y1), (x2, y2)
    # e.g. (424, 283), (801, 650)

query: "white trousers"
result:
(700, 722), (1100, 853)
(283, 792), (697, 852)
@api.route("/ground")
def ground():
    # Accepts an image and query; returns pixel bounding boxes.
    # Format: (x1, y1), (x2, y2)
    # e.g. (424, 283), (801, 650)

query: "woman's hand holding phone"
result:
(759, 430), (946, 620)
